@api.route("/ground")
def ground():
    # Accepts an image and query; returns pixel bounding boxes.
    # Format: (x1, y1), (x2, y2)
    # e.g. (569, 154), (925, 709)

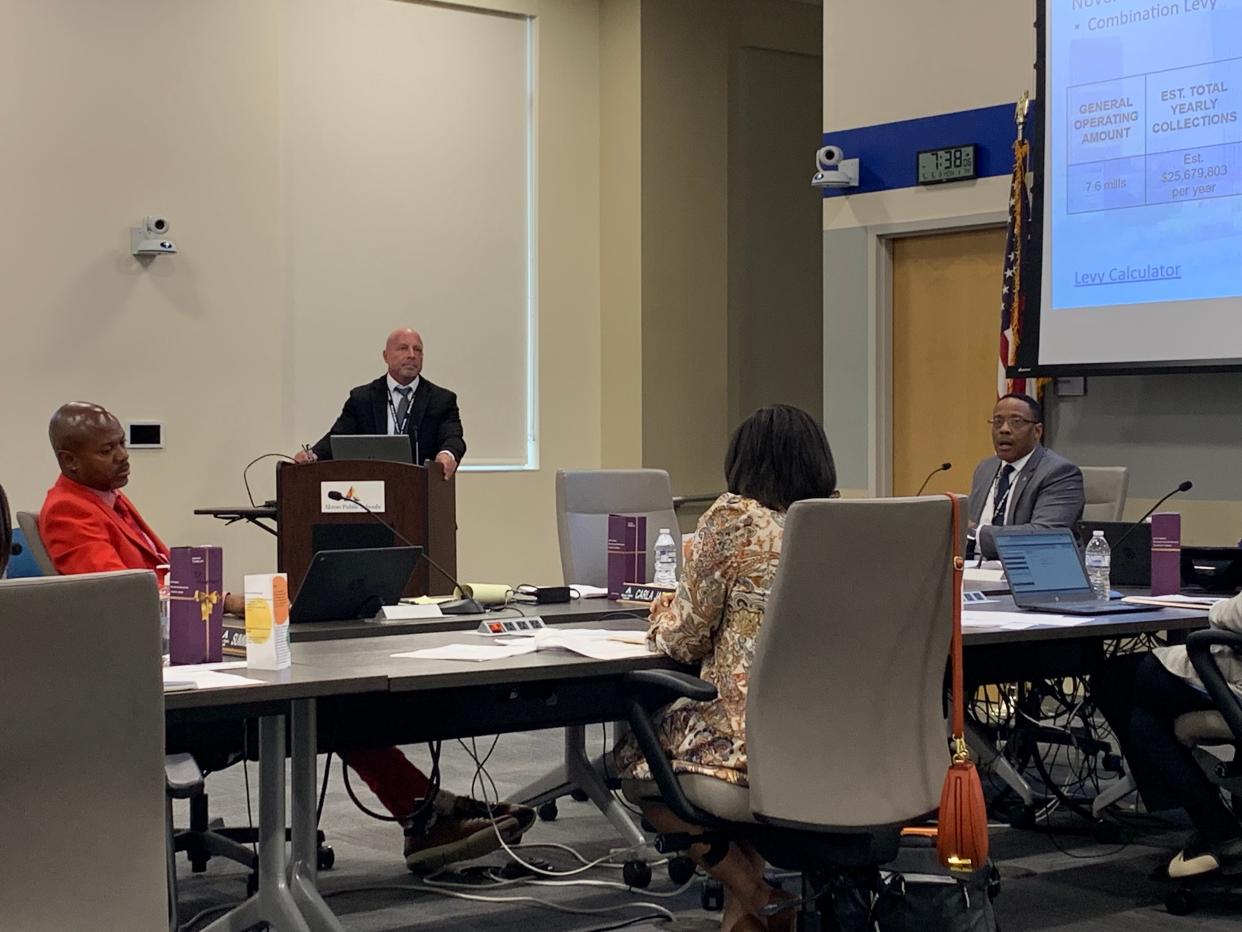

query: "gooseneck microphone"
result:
(326, 491), (484, 614)
(1112, 480), (1193, 550)
(915, 462), (953, 497)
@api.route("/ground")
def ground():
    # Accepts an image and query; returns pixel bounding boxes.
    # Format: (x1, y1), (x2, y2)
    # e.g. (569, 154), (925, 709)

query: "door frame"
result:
(864, 210), (1007, 496)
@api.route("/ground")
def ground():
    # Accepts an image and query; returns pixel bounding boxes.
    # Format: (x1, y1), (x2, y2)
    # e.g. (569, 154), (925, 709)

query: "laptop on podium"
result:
(992, 528), (1147, 616)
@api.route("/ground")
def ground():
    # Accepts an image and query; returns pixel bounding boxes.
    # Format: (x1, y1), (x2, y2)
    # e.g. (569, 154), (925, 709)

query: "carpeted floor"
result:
(170, 727), (1242, 930)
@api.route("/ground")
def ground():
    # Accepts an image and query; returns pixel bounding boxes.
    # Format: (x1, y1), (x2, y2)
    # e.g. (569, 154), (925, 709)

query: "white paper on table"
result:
(963, 567), (1006, 583)
(1122, 595), (1222, 609)
(393, 629), (656, 663)
(167, 660), (248, 674)
(393, 643), (538, 662)
(963, 609), (1096, 629)
(163, 669), (267, 691)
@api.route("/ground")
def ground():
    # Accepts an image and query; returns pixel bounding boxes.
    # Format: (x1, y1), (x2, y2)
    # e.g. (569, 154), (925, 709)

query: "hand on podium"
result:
(435, 450), (457, 480)
(293, 447), (318, 464)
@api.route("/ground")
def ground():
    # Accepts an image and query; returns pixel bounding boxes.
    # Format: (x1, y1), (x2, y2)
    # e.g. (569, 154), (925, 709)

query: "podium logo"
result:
(320, 480), (386, 513)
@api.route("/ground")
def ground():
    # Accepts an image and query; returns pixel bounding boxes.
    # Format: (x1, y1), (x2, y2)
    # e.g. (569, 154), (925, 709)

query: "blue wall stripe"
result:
(820, 102), (1021, 197)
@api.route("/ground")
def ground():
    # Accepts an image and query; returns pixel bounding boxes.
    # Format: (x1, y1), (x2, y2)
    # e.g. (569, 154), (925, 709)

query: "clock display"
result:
(917, 144), (978, 185)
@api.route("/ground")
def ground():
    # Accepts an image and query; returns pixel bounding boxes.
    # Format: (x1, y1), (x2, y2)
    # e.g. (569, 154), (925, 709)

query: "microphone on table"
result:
(1112, 480), (1194, 550)
(326, 491), (484, 614)
(915, 462), (953, 497)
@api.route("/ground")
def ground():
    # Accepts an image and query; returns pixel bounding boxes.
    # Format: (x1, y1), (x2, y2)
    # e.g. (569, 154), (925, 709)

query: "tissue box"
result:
(245, 573), (291, 670)
(607, 514), (646, 599)
(169, 546), (224, 665)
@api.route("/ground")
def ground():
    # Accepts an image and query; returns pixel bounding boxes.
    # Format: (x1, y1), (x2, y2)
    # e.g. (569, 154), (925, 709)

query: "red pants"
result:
(340, 746), (431, 819)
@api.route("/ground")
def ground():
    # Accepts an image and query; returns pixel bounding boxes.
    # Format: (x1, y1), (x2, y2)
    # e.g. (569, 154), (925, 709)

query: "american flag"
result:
(999, 131), (1032, 398)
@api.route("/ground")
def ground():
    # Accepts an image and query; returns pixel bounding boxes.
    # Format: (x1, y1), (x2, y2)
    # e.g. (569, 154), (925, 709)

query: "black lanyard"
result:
(387, 389), (413, 436)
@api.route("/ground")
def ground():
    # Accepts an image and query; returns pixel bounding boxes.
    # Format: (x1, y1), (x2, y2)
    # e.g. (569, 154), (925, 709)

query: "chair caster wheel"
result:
(667, 855), (696, 885)
(538, 801), (558, 822)
(623, 859), (652, 888)
(570, 788), (590, 802)
(1166, 888), (1195, 916)
(246, 872), (259, 897)
(1009, 805), (1036, 830)
(318, 845), (335, 870)
(1091, 819), (1121, 844)
(701, 878), (725, 911)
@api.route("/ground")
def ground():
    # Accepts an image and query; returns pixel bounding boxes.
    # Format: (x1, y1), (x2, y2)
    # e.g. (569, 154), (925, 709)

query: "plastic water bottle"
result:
(653, 528), (678, 586)
(1084, 531), (1111, 601)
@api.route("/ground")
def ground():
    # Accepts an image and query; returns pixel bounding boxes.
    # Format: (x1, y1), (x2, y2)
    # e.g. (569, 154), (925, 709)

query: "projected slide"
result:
(1040, 0), (1242, 366)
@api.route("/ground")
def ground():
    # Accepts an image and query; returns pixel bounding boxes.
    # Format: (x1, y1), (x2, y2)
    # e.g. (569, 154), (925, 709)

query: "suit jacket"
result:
(967, 445), (1085, 560)
(310, 375), (466, 463)
(39, 474), (169, 575)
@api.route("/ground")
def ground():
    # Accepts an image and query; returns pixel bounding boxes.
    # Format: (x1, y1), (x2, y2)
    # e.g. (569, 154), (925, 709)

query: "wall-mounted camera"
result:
(811, 145), (859, 189)
(131, 215), (178, 256)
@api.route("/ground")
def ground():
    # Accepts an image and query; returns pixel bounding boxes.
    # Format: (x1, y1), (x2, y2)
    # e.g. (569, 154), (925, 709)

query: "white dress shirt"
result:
(976, 448), (1034, 531)
(384, 374), (421, 435)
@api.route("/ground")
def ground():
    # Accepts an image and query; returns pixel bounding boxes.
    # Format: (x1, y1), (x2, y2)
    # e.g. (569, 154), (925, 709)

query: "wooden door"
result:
(891, 227), (1007, 496)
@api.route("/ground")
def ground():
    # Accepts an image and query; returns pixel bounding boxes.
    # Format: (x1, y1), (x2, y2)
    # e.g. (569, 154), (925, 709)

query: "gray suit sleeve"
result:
(978, 460), (1084, 559)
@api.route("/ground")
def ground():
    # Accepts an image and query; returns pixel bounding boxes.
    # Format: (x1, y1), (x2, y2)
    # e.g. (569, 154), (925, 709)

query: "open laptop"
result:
(330, 434), (414, 464)
(1076, 519), (1151, 588)
(992, 528), (1147, 615)
(290, 546), (422, 623)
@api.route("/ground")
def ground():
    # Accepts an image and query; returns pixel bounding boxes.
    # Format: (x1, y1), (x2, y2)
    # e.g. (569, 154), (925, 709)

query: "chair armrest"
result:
(164, 752), (204, 799)
(1186, 629), (1242, 743)
(620, 670), (722, 828)
(623, 669), (717, 709)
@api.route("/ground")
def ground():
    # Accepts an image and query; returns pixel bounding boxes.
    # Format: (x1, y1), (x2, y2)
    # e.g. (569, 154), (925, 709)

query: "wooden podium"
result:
(275, 459), (457, 599)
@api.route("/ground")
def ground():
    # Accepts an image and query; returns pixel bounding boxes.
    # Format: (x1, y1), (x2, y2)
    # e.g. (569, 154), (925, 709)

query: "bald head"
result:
(49, 402), (131, 491)
(383, 328), (424, 385)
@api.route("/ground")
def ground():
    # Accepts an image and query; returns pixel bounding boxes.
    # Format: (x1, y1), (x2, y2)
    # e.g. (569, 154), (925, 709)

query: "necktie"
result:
(394, 386), (412, 434)
(991, 464), (1015, 526)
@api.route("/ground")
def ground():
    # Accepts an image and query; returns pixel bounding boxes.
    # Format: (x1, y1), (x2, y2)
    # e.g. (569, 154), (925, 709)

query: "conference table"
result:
(169, 594), (1214, 931)
(166, 617), (677, 932)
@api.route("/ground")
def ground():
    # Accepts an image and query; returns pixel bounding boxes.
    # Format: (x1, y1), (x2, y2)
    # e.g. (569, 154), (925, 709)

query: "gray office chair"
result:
(555, 468), (682, 585)
(15, 510), (57, 576)
(514, 469), (682, 848)
(0, 571), (168, 931)
(1080, 466), (1129, 522)
(622, 497), (955, 927)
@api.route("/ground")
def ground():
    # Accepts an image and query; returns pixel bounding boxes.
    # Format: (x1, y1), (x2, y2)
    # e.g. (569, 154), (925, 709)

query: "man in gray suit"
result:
(967, 392), (1085, 560)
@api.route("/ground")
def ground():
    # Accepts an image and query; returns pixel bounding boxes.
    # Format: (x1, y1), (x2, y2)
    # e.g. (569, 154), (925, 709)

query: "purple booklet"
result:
(607, 514), (646, 600)
(169, 545), (224, 664)
(1150, 512), (1181, 596)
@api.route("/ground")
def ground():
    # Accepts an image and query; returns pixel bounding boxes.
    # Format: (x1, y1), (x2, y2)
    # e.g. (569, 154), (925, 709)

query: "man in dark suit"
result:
(295, 328), (465, 479)
(967, 392), (1085, 560)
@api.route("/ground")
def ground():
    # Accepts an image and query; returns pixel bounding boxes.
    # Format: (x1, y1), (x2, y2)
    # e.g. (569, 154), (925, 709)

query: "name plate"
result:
(618, 582), (676, 603)
(320, 480), (385, 513)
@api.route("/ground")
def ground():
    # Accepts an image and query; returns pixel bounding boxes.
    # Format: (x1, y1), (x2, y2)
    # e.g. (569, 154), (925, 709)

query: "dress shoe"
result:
(1167, 834), (1242, 879)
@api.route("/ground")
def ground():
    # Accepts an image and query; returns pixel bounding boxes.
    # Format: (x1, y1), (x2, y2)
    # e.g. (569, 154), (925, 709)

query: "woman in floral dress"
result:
(615, 404), (837, 932)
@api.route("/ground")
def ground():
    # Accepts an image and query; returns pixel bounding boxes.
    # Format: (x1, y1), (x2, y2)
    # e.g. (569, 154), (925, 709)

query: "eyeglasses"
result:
(987, 416), (1039, 430)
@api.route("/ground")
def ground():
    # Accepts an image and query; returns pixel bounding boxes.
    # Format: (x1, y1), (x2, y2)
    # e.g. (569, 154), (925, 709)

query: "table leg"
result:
(201, 715), (312, 932)
(289, 698), (345, 931)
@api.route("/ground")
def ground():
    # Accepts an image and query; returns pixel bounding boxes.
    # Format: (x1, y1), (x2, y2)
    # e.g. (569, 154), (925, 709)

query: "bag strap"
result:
(942, 493), (967, 757)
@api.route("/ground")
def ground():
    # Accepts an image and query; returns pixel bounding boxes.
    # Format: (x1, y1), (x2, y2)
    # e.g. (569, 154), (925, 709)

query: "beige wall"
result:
(1, 0), (286, 585)
(599, 0), (644, 468)
(640, 0), (822, 497)
(1, 0), (605, 589)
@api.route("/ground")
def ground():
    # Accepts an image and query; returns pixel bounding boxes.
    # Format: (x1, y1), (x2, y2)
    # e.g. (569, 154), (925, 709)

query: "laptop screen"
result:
(993, 529), (1089, 596)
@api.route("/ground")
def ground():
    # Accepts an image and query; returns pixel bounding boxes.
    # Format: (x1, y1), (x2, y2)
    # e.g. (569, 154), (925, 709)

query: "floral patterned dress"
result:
(614, 492), (785, 786)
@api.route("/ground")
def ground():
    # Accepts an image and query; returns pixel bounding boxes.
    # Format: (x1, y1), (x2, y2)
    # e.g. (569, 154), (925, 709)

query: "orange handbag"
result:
(937, 493), (989, 872)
